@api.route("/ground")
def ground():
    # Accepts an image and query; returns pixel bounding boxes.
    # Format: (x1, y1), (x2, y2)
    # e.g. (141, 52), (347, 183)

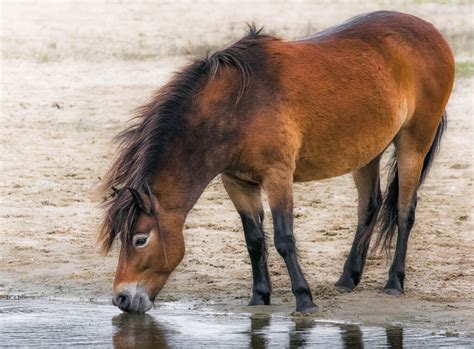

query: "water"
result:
(0, 299), (471, 348)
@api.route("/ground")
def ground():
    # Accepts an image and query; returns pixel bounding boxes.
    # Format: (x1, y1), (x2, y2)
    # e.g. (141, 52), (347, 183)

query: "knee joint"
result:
(247, 236), (265, 256)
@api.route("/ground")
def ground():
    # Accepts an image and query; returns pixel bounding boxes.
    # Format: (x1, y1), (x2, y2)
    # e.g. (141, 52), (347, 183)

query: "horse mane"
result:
(99, 25), (274, 253)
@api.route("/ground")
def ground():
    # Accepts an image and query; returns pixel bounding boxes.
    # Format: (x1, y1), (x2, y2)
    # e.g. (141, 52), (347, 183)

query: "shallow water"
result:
(0, 299), (471, 348)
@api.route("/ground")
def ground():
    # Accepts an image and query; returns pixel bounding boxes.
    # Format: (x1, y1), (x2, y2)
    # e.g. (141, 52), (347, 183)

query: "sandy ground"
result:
(1, 0), (473, 336)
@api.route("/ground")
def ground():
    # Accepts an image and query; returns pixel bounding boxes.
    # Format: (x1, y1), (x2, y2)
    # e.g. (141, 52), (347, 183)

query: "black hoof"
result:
(334, 274), (357, 293)
(295, 301), (318, 314)
(384, 288), (404, 296)
(335, 285), (353, 294)
(294, 305), (318, 315)
(248, 294), (270, 306)
(384, 277), (404, 296)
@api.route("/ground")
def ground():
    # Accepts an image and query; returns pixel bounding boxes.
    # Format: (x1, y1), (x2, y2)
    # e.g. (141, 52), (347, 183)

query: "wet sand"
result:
(1, 299), (472, 347)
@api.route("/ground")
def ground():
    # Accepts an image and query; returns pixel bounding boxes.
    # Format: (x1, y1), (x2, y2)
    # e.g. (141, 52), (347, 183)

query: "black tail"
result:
(374, 111), (447, 252)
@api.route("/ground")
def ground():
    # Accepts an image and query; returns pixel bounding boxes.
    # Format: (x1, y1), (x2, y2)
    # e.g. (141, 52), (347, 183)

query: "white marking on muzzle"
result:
(115, 282), (153, 313)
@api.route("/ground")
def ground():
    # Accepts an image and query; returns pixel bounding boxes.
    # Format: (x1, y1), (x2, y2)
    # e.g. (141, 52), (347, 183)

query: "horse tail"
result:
(419, 110), (447, 185)
(375, 110), (447, 252)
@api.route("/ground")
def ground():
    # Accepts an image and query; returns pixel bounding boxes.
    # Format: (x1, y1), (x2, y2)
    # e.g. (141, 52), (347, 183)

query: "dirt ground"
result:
(1, 0), (473, 336)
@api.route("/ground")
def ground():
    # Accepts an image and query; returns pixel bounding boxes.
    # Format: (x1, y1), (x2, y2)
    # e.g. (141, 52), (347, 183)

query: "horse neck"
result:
(150, 136), (224, 217)
(151, 80), (240, 216)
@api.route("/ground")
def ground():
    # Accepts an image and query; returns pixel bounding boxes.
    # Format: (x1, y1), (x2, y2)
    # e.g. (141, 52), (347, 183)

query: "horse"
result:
(99, 10), (454, 314)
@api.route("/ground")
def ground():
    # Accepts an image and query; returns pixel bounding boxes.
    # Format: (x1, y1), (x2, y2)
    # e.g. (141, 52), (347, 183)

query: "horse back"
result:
(238, 11), (454, 181)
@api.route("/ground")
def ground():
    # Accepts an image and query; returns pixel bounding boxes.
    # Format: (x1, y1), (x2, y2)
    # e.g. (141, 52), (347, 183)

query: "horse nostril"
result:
(113, 292), (131, 310)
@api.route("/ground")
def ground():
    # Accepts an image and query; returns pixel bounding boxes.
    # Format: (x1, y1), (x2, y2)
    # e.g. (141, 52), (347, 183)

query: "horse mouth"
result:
(113, 284), (154, 314)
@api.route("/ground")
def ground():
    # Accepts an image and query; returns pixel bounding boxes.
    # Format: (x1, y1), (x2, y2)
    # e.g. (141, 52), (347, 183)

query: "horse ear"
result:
(144, 183), (160, 214)
(126, 187), (152, 215)
(111, 186), (120, 197)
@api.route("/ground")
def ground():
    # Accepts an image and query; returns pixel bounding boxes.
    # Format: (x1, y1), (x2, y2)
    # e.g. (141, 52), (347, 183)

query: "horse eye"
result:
(133, 234), (149, 248)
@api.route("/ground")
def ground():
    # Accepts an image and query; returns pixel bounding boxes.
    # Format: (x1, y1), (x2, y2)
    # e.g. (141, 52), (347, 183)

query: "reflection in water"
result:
(249, 315), (271, 348)
(0, 300), (469, 348)
(340, 324), (365, 349)
(289, 318), (316, 348)
(386, 326), (404, 348)
(112, 313), (169, 349)
(111, 313), (405, 349)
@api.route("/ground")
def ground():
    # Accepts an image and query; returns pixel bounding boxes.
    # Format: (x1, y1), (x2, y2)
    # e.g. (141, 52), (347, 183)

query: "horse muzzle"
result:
(112, 283), (153, 314)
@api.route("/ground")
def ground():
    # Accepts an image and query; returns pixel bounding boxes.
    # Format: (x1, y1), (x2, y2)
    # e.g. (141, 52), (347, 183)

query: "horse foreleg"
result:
(263, 171), (316, 313)
(222, 174), (271, 305)
(335, 155), (382, 292)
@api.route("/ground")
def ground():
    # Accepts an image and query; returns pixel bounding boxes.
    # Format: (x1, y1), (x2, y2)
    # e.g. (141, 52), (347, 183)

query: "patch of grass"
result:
(181, 43), (221, 57)
(446, 30), (473, 58)
(114, 50), (159, 61)
(36, 42), (59, 63)
(169, 31), (242, 58)
(456, 61), (474, 78)
(38, 53), (50, 63)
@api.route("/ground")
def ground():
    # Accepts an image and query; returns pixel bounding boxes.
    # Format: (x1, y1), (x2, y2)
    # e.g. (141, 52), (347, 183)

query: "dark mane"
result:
(99, 25), (274, 253)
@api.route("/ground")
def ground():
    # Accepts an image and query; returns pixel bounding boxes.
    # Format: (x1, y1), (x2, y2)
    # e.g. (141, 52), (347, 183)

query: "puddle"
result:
(0, 299), (471, 348)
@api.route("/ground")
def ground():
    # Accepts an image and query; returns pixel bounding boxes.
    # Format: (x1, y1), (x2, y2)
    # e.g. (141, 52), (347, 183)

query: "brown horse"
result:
(99, 11), (454, 313)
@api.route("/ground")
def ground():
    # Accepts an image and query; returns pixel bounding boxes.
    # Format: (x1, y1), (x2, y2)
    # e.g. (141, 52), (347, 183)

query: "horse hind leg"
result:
(383, 147), (423, 295)
(335, 154), (383, 292)
(383, 111), (446, 295)
(221, 173), (271, 305)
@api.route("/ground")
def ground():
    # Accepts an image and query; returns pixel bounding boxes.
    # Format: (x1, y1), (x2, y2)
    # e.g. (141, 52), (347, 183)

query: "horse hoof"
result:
(248, 295), (270, 306)
(295, 303), (318, 314)
(334, 275), (356, 293)
(384, 288), (404, 296)
(335, 285), (353, 294)
(248, 299), (265, 306)
(302, 305), (318, 314)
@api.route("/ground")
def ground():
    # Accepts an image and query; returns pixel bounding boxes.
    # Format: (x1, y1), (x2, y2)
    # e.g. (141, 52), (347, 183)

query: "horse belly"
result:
(292, 97), (406, 182)
(294, 138), (388, 182)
